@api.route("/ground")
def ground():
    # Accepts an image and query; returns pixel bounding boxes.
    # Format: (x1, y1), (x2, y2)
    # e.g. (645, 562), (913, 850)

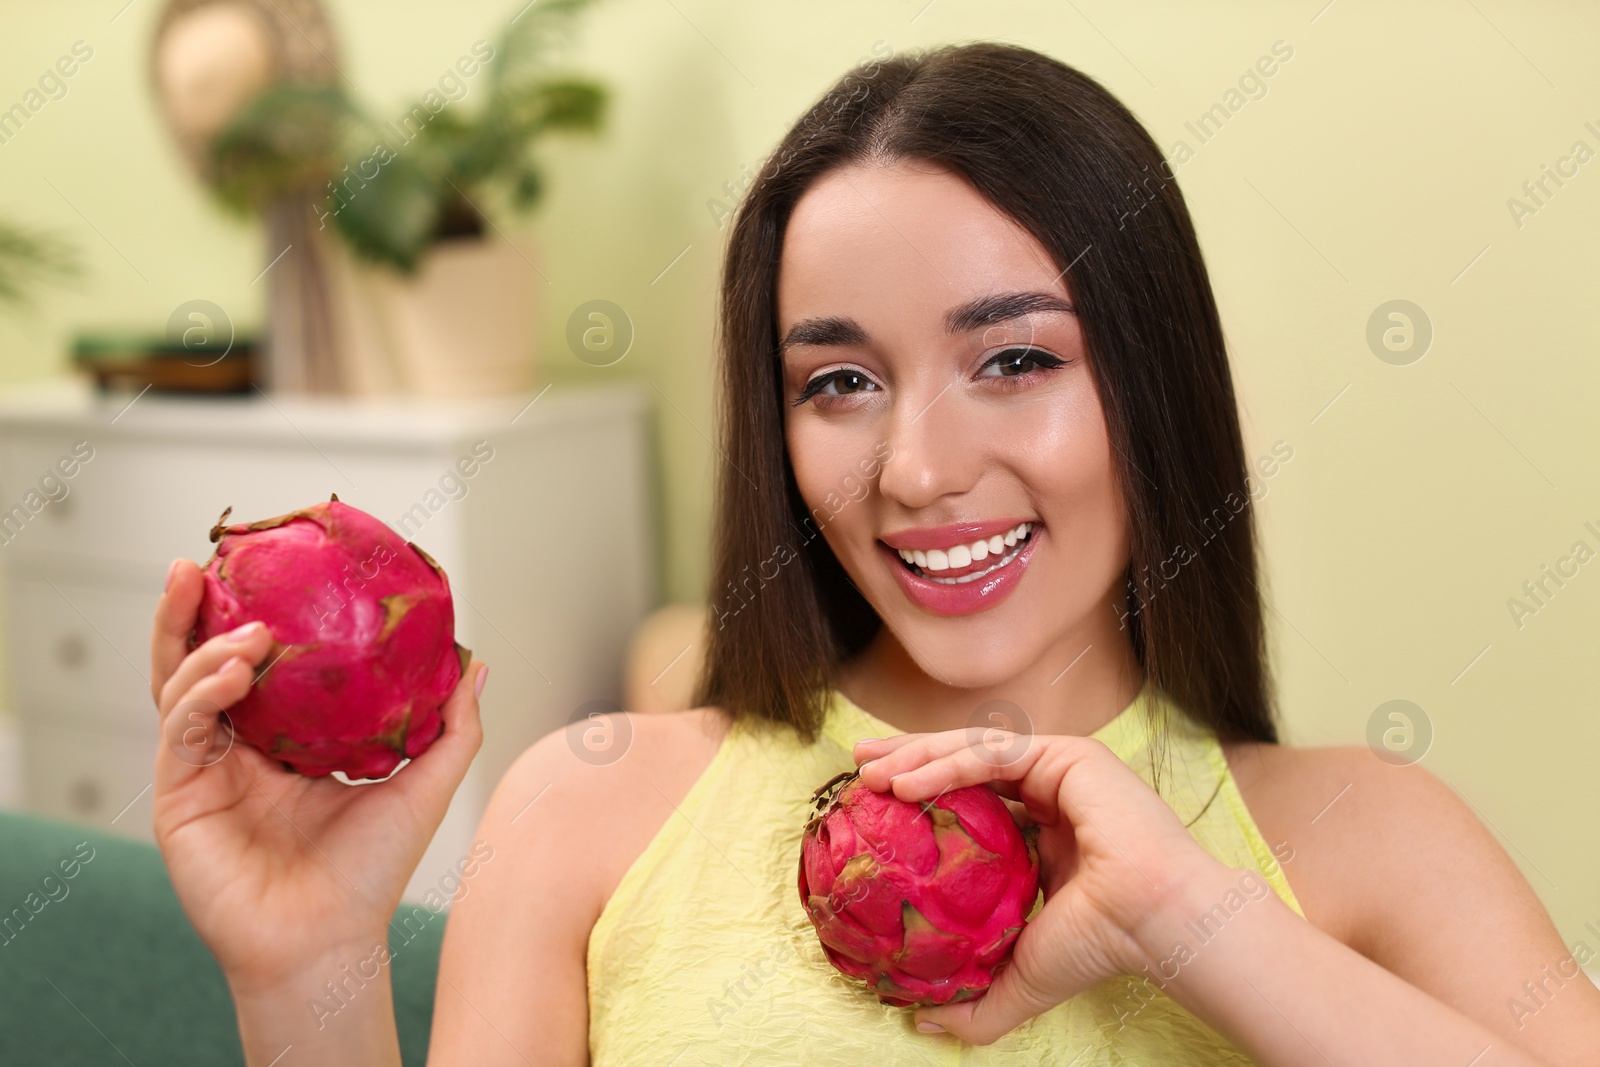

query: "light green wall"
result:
(2, 1), (1598, 950)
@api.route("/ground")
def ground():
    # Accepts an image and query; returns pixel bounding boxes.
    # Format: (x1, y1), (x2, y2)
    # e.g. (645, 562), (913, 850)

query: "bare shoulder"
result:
(1222, 740), (1600, 1060)
(492, 703), (734, 910)
(428, 705), (731, 1064)
(1218, 739), (1534, 955)
(1218, 740), (1371, 945)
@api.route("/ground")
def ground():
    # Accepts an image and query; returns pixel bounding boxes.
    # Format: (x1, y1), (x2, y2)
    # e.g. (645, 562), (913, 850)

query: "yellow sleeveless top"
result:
(586, 682), (1303, 1065)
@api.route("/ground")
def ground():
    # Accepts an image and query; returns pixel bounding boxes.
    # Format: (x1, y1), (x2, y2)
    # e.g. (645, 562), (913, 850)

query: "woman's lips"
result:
(880, 527), (1041, 617)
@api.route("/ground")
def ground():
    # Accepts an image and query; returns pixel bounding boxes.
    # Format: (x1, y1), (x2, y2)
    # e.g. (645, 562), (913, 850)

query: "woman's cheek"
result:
(797, 406), (875, 472)
(1005, 382), (1098, 472)
(787, 422), (851, 511)
(787, 418), (873, 537)
(785, 420), (831, 515)
(1015, 387), (1124, 549)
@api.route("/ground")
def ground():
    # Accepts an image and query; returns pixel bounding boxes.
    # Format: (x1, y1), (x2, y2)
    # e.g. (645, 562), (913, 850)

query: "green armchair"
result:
(0, 811), (443, 1065)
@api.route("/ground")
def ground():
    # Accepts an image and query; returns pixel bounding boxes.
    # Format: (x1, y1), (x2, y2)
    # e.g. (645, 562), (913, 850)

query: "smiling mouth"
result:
(890, 523), (1036, 585)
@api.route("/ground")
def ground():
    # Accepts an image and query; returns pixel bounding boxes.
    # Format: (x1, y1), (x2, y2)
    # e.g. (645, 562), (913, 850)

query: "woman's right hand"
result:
(148, 557), (487, 996)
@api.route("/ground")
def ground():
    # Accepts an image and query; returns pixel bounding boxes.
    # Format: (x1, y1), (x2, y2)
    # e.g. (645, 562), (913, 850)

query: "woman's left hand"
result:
(852, 726), (1226, 1045)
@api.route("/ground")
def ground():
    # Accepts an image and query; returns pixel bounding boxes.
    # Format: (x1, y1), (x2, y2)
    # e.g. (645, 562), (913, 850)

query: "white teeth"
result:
(926, 537), (1027, 584)
(892, 523), (1036, 582)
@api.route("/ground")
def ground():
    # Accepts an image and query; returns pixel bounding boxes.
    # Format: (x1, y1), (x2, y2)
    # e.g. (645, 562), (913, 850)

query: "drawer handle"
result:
(55, 633), (89, 670)
(67, 777), (102, 816)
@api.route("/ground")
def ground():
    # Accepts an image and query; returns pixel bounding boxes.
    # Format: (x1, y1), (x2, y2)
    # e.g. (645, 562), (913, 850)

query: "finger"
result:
(881, 736), (1113, 831)
(856, 728), (1046, 798)
(855, 733), (1029, 807)
(392, 660), (486, 819)
(157, 620), (276, 719)
(864, 742), (1024, 809)
(913, 957), (1062, 1046)
(851, 733), (925, 763)
(855, 718), (1037, 768)
(854, 728), (1003, 786)
(154, 653), (268, 794)
(151, 558), (202, 708)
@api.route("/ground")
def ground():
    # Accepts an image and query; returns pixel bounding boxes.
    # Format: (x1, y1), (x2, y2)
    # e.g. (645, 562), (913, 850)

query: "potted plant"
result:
(207, 0), (608, 396)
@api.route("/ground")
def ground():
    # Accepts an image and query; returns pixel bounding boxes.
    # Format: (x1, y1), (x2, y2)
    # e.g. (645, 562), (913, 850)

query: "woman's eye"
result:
(979, 347), (1066, 378)
(794, 370), (878, 405)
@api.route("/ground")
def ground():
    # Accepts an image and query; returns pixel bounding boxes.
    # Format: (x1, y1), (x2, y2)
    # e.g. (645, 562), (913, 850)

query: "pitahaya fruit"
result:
(798, 768), (1040, 1007)
(191, 493), (470, 780)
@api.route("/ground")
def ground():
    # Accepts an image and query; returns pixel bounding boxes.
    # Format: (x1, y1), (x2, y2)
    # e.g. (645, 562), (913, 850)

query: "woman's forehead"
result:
(777, 162), (1069, 339)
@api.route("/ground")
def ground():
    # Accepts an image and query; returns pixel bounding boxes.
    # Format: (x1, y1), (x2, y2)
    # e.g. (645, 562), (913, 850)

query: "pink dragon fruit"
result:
(798, 768), (1040, 1007)
(191, 494), (470, 780)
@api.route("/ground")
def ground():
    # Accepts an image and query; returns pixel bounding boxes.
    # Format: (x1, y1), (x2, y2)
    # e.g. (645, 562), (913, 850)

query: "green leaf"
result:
(509, 166), (544, 210)
(490, 0), (601, 92)
(209, 83), (355, 213)
(0, 221), (79, 307)
(502, 78), (607, 140)
(328, 150), (445, 273)
(456, 77), (605, 191)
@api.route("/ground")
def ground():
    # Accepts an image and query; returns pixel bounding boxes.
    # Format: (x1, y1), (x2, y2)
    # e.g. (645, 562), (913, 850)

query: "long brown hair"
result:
(691, 41), (1277, 747)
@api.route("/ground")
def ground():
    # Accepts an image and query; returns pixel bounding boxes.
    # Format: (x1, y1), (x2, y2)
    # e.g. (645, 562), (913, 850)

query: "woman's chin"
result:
(885, 619), (1044, 691)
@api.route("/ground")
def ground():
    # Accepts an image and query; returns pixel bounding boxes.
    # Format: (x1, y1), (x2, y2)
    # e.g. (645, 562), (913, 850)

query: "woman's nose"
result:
(875, 388), (982, 510)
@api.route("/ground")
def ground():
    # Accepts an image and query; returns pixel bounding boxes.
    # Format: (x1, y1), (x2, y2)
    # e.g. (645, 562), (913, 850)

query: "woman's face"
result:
(778, 159), (1131, 688)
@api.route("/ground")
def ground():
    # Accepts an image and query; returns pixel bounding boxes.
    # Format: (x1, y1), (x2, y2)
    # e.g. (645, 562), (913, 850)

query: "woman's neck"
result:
(834, 615), (1145, 739)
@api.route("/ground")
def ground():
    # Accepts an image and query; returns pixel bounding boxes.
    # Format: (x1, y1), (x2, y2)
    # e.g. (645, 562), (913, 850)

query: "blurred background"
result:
(0, 0), (1595, 994)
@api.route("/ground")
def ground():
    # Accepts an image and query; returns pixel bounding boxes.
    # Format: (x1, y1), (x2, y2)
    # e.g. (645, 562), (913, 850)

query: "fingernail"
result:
(226, 621), (263, 642)
(165, 559), (180, 592)
(856, 737), (882, 746)
(474, 664), (489, 699)
(217, 655), (242, 674)
(916, 1020), (944, 1033)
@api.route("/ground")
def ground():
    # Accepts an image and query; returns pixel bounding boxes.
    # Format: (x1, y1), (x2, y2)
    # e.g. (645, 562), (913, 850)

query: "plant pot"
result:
(330, 235), (542, 397)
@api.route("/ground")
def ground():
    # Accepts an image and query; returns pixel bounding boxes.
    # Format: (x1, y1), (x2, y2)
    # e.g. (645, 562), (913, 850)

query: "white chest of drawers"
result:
(0, 378), (655, 903)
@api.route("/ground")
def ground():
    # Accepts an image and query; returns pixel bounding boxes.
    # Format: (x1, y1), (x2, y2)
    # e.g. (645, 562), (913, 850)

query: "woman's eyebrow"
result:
(778, 290), (1075, 356)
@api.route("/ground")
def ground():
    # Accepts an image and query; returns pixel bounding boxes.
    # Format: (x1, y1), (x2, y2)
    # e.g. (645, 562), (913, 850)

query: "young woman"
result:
(147, 41), (1600, 1065)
